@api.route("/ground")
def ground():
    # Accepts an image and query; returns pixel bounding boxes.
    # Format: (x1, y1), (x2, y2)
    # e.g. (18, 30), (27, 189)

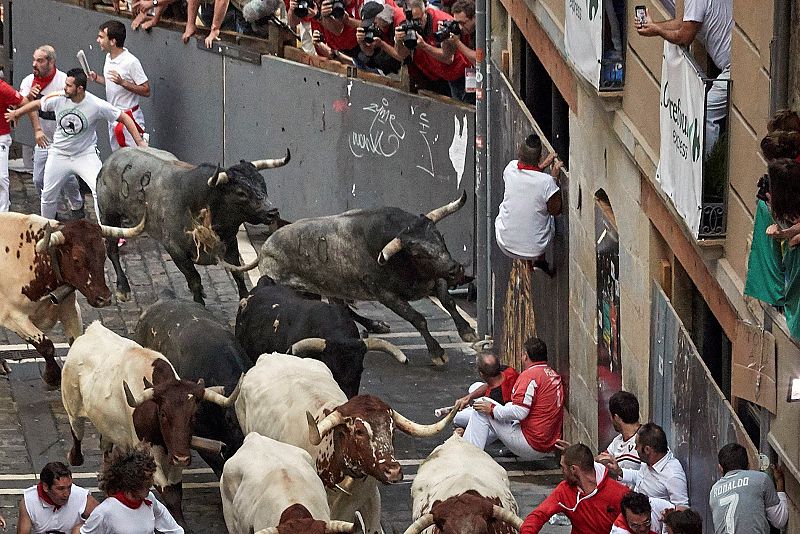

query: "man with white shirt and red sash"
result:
(89, 20), (150, 151)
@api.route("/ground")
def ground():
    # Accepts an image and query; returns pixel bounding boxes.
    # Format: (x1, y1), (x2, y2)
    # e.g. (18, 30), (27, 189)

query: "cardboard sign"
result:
(732, 321), (777, 413)
(565, 0), (602, 86)
(655, 42), (705, 237)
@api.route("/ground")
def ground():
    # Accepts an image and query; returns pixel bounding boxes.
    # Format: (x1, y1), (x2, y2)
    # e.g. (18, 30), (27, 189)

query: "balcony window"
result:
(565, 0), (626, 91)
(655, 43), (730, 239)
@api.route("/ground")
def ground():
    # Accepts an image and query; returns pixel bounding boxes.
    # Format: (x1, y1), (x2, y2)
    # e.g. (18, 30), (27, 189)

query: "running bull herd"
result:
(0, 146), (525, 534)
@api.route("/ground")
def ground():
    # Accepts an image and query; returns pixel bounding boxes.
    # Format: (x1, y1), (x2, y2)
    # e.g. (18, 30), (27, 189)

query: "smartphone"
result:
(634, 5), (647, 25)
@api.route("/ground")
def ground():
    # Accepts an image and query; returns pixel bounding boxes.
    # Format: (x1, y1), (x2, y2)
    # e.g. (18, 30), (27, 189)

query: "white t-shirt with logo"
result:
(40, 91), (121, 157)
(103, 49), (148, 111)
(19, 70), (68, 140)
(683, 0), (732, 70)
(606, 433), (641, 488)
(23, 484), (89, 534)
(494, 160), (560, 259)
(79, 492), (183, 534)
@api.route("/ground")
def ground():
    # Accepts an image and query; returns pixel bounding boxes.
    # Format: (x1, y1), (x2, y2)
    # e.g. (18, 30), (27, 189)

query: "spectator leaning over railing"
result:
(449, 0), (475, 66)
(636, 0), (732, 157)
(354, 1), (404, 74)
(394, 0), (472, 102)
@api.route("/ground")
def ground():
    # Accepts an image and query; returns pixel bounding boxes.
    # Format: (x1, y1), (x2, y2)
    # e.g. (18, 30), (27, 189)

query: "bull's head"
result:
(206, 149), (291, 226)
(289, 338), (407, 398)
(33, 216), (145, 307)
(377, 192), (468, 285)
(123, 374), (242, 466)
(405, 492), (523, 534)
(306, 395), (456, 484)
(253, 504), (361, 534)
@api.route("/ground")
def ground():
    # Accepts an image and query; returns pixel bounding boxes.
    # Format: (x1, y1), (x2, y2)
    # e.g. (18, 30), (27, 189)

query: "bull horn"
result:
(325, 521), (355, 533)
(190, 436), (225, 455)
(251, 148), (291, 170)
(403, 514), (435, 534)
(101, 211), (147, 239)
(123, 381), (155, 408)
(392, 407), (457, 437)
(208, 165), (229, 187)
(35, 224), (65, 253)
(491, 506), (523, 530)
(290, 338), (327, 356)
(203, 374), (243, 408)
(219, 256), (260, 272)
(307, 410), (345, 446)
(425, 191), (467, 223)
(363, 338), (407, 364)
(377, 237), (402, 265)
(254, 528), (279, 534)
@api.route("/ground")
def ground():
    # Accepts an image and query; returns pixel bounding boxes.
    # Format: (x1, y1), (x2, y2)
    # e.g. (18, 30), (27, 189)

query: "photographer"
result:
(311, 0), (363, 59)
(355, 2), (405, 74)
(394, 0), (472, 101)
(450, 0), (476, 66)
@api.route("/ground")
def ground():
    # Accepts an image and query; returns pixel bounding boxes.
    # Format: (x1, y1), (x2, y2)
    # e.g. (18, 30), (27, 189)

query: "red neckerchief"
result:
(794, 154), (800, 163)
(37, 482), (61, 511)
(111, 491), (152, 509)
(517, 162), (542, 172)
(32, 68), (57, 94)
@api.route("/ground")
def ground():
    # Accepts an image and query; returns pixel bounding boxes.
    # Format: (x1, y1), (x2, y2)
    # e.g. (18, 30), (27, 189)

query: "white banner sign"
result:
(565, 0), (602, 86)
(655, 42), (705, 237)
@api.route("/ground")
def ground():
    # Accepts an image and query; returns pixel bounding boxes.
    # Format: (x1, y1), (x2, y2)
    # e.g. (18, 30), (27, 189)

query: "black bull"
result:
(96, 146), (290, 305)
(135, 291), (252, 475)
(245, 192), (478, 365)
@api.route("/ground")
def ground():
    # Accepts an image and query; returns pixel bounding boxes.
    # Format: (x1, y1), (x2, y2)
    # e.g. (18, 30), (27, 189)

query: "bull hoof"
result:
(366, 320), (391, 334)
(116, 290), (130, 302)
(459, 330), (479, 343)
(430, 353), (448, 366)
(42, 363), (61, 390)
(68, 448), (84, 466)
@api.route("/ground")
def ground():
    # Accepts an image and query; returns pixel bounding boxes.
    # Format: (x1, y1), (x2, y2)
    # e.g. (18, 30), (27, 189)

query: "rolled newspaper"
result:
(76, 50), (91, 77)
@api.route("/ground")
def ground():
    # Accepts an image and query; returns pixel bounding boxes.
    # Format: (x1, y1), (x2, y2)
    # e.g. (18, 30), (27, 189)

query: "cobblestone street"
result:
(0, 169), (568, 533)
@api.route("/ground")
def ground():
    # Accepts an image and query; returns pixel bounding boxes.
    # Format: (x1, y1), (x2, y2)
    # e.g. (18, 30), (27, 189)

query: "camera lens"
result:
(331, 1), (345, 18)
(294, 3), (309, 17)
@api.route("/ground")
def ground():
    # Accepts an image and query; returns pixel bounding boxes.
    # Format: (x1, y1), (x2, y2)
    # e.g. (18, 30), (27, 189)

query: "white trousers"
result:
(32, 146), (83, 211)
(42, 150), (102, 221)
(462, 404), (548, 461)
(108, 108), (145, 151)
(705, 66), (731, 156)
(0, 134), (11, 212)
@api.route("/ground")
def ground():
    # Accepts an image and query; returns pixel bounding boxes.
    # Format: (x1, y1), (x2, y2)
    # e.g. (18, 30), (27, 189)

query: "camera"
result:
(363, 23), (380, 44)
(434, 19), (461, 42)
(293, 0), (313, 18)
(330, 0), (346, 19)
(757, 173), (770, 202)
(399, 9), (422, 49)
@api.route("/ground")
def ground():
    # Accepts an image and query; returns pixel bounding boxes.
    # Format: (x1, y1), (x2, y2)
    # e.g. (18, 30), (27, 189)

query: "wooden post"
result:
(501, 259), (537, 370)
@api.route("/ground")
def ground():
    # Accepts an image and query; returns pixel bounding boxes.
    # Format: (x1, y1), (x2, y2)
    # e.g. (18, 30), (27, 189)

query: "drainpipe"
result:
(770, 0), (790, 114)
(484, 0), (493, 337)
(475, 0), (489, 336)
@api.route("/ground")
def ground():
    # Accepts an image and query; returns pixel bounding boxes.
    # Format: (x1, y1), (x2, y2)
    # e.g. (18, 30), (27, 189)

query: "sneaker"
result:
(71, 206), (86, 220)
(531, 259), (556, 278)
(118, 238), (126, 247)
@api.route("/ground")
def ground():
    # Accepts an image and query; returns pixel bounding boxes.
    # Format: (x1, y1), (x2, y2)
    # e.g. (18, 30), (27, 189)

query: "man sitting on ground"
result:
(611, 491), (672, 534)
(460, 337), (563, 460)
(18, 461), (99, 534)
(453, 351), (519, 431)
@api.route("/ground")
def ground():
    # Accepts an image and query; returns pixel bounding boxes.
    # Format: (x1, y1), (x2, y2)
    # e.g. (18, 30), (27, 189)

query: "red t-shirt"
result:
(486, 365), (519, 404)
(311, 0), (363, 52)
(511, 362), (563, 452)
(521, 465), (629, 534)
(411, 8), (471, 82)
(0, 81), (24, 136)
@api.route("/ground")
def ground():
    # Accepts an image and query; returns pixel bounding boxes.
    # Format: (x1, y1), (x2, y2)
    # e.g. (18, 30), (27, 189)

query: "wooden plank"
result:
(641, 178), (739, 342)
(497, 0), (578, 112)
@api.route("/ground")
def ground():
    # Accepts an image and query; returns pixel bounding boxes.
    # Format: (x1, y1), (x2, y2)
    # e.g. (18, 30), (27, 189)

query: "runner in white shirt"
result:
(6, 68), (147, 221)
(17, 462), (99, 534)
(81, 444), (183, 534)
(603, 391), (642, 487)
(19, 45), (84, 218)
(89, 20), (150, 151)
(604, 422), (690, 507)
(494, 134), (562, 276)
